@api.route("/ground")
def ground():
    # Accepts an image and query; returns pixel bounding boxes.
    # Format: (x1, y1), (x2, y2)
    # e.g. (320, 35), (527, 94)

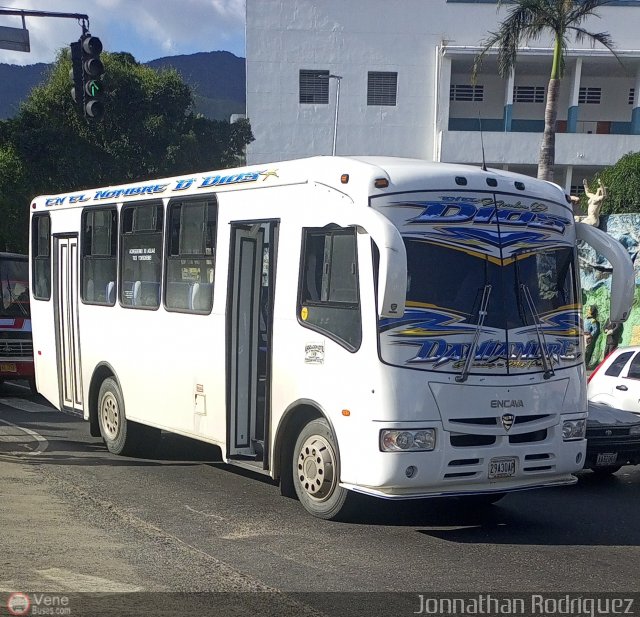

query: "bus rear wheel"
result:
(292, 418), (353, 520)
(98, 377), (139, 456)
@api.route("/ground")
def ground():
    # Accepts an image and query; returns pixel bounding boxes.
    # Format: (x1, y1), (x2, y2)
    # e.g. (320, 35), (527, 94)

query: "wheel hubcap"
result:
(100, 392), (119, 439)
(297, 434), (337, 501)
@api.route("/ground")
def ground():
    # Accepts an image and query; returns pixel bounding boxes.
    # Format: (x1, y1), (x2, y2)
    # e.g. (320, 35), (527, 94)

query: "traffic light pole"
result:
(0, 9), (89, 21)
(1, 7), (105, 120)
(0, 8), (90, 53)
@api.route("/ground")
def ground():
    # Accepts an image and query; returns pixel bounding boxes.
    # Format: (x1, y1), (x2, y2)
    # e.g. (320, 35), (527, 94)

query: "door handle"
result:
(616, 385), (628, 391)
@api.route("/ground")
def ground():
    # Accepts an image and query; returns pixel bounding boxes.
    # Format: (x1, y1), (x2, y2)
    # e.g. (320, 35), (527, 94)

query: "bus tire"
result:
(98, 377), (139, 456)
(292, 418), (353, 520)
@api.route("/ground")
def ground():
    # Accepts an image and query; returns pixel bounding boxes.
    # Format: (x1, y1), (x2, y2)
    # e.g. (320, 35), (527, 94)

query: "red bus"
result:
(0, 253), (34, 391)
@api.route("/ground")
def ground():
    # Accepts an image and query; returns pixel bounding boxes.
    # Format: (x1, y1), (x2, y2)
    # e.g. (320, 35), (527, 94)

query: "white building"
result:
(245, 0), (640, 193)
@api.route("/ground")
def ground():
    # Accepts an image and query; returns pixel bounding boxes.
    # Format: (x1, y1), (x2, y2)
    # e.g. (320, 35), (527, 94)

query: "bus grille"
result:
(0, 340), (33, 358)
(449, 414), (552, 428)
(509, 429), (547, 444)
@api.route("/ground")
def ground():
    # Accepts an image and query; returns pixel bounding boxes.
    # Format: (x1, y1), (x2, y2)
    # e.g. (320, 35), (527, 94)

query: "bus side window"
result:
(164, 198), (217, 314)
(81, 207), (117, 306)
(31, 214), (51, 301)
(298, 227), (362, 351)
(120, 202), (163, 310)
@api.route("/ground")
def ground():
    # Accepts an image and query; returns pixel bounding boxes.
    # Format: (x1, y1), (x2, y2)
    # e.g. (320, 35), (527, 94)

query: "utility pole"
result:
(329, 75), (342, 156)
(318, 74), (343, 155)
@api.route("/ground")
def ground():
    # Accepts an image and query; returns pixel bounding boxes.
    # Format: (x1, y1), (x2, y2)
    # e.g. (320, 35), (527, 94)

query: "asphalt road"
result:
(1, 380), (640, 615)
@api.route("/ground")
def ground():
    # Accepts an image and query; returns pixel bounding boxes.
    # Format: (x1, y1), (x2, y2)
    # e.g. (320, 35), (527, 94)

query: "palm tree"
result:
(474, 0), (617, 182)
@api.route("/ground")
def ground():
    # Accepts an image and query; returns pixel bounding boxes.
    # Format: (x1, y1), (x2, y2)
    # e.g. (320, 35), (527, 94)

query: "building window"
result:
(299, 70), (329, 104)
(165, 198), (217, 313)
(570, 185), (586, 197)
(579, 87), (601, 104)
(81, 207), (117, 305)
(367, 71), (398, 106)
(513, 85), (545, 103)
(120, 202), (163, 309)
(630, 88), (635, 105)
(31, 214), (51, 301)
(450, 84), (484, 102)
(298, 227), (361, 351)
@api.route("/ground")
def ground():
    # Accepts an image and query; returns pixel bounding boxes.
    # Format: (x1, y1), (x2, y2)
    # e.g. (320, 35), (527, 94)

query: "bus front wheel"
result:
(292, 418), (353, 520)
(98, 377), (139, 456)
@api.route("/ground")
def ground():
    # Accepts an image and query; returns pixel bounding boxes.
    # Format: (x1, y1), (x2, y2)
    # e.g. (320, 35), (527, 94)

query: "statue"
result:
(574, 178), (607, 226)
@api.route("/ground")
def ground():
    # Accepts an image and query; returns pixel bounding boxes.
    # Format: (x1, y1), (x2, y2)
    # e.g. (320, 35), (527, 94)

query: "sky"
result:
(0, 0), (246, 65)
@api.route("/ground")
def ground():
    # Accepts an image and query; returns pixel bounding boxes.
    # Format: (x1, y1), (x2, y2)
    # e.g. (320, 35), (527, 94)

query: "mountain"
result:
(147, 51), (245, 121)
(0, 50), (245, 121)
(0, 62), (51, 119)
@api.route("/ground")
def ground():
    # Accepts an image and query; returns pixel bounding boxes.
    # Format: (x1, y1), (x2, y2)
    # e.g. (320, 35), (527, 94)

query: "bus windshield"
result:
(0, 258), (30, 318)
(404, 239), (577, 329)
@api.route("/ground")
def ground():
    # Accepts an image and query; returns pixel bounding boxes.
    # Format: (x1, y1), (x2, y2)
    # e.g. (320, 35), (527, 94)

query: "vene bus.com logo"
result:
(7, 592), (31, 616)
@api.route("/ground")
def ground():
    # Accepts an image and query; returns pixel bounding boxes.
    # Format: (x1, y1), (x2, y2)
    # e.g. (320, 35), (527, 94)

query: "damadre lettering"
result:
(408, 338), (577, 367)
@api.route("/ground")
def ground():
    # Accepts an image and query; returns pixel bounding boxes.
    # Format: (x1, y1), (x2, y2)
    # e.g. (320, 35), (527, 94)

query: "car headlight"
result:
(629, 425), (640, 436)
(380, 428), (436, 452)
(562, 419), (586, 441)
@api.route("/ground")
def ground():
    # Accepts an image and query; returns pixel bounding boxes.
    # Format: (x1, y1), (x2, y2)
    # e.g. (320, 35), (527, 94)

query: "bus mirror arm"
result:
(575, 222), (635, 323)
(350, 209), (407, 319)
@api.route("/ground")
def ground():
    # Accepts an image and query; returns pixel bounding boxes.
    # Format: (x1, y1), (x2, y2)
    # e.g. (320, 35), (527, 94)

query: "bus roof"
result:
(31, 155), (569, 211)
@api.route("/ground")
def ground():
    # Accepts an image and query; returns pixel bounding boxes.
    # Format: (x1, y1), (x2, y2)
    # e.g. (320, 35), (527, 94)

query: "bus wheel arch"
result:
(275, 401), (353, 520)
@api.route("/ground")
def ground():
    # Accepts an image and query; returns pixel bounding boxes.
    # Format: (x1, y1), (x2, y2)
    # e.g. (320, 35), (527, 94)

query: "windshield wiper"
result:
(520, 284), (555, 380)
(456, 284), (492, 383)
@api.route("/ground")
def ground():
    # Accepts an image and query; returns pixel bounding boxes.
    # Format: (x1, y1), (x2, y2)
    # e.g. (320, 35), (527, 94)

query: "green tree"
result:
(0, 49), (253, 251)
(585, 151), (640, 214)
(0, 134), (28, 252)
(474, 0), (617, 182)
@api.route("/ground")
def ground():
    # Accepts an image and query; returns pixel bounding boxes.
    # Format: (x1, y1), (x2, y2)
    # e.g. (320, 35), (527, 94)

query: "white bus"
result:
(29, 156), (634, 519)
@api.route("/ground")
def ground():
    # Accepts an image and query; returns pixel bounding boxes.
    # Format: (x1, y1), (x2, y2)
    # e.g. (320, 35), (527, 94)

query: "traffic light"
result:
(69, 34), (104, 119)
(81, 34), (104, 119)
(69, 41), (83, 109)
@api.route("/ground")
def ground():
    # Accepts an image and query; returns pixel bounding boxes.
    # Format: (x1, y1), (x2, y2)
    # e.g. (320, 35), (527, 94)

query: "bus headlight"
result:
(562, 420), (586, 441)
(380, 429), (436, 452)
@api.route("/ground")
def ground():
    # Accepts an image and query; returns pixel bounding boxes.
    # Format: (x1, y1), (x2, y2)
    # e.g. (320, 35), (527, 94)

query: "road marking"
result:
(4, 379), (30, 391)
(0, 398), (55, 413)
(36, 568), (144, 592)
(0, 570), (143, 593)
(0, 418), (48, 455)
(185, 504), (225, 520)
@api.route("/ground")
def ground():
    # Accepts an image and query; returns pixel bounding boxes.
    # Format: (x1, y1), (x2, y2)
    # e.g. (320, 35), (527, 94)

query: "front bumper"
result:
(0, 360), (34, 379)
(584, 438), (640, 470)
(338, 418), (586, 499)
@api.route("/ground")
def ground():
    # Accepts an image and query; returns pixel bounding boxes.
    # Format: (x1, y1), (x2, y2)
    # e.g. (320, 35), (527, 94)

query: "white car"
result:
(587, 346), (640, 415)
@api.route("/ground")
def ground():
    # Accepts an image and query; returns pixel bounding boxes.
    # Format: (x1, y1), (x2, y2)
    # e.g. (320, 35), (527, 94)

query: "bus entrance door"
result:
(53, 235), (84, 415)
(227, 221), (277, 468)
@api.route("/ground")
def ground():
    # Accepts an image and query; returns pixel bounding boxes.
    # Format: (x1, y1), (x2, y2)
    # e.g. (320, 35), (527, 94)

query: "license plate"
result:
(596, 452), (618, 466)
(489, 457), (516, 479)
(0, 363), (16, 373)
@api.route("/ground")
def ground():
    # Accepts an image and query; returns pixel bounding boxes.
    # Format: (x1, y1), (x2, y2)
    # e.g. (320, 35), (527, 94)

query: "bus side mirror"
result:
(575, 222), (635, 323)
(351, 209), (406, 319)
